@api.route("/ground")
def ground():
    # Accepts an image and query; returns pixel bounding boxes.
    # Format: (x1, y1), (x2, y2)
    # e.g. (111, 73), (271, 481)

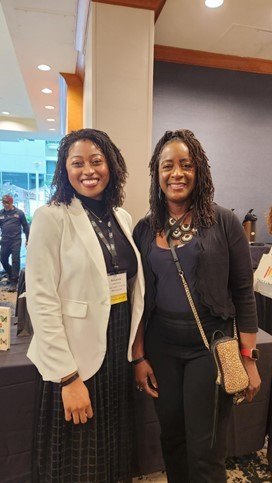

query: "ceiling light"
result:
(1, 111), (10, 115)
(38, 64), (51, 71)
(47, 118), (55, 122)
(45, 105), (54, 110)
(49, 128), (56, 131)
(41, 88), (52, 94)
(205, 0), (224, 7)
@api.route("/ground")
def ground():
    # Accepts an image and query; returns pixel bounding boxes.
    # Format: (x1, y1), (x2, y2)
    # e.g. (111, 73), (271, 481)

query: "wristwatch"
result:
(240, 348), (260, 360)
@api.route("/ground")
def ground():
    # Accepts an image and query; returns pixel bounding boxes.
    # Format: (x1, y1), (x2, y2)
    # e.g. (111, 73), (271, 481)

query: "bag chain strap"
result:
(178, 270), (210, 350)
(166, 228), (238, 349)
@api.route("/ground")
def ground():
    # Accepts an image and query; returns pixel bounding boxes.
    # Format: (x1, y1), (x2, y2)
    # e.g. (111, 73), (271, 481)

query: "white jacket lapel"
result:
(66, 197), (107, 280)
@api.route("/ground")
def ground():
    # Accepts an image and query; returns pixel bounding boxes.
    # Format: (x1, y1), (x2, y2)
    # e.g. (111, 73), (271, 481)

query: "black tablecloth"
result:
(255, 292), (272, 336)
(250, 244), (271, 269)
(0, 327), (272, 482)
(0, 325), (38, 483)
(227, 329), (272, 459)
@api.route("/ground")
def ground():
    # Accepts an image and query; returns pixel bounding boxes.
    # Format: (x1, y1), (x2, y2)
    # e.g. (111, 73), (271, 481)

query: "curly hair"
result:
(50, 128), (127, 212)
(149, 129), (215, 234)
(267, 207), (272, 235)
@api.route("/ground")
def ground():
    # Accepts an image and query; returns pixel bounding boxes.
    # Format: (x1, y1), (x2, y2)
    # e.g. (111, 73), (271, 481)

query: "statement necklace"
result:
(167, 208), (197, 244)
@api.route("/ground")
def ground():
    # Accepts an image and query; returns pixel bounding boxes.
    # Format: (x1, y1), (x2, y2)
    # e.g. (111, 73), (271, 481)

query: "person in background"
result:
(132, 129), (261, 483)
(26, 128), (144, 483)
(0, 194), (29, 292)
(267, 207), (272, 234)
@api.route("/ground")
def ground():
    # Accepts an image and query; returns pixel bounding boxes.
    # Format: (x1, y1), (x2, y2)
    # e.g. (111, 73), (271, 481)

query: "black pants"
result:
(0, 239), (21, 282)
(145, 310), (233, 483)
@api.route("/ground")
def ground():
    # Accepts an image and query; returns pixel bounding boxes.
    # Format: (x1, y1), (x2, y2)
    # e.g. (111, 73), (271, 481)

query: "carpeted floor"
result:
(226, 448), (272, 482)
(132, 448), (272, 482)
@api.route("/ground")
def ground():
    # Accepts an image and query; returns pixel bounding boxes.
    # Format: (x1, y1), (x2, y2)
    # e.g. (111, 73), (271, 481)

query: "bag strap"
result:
(167, 235), (210, 350)
(166, 228), (238, 349)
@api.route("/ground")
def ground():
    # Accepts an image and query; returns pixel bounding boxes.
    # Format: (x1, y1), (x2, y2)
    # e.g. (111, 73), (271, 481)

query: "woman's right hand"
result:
(134, 359), (159, 398)
(61, 378), (93, 424)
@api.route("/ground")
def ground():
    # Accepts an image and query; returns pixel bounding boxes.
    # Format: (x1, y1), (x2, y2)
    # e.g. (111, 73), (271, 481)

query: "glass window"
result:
(28, 173), (45, 189)
(2, 172), (28, 190)
(46, 160), (57, 174)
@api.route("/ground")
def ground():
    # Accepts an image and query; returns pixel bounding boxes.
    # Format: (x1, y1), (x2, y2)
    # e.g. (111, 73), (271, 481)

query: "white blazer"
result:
(26, 197), (145, 382)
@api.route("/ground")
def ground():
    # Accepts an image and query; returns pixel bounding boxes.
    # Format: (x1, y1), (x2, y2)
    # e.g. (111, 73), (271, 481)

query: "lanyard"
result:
(84, 208), (120, 272)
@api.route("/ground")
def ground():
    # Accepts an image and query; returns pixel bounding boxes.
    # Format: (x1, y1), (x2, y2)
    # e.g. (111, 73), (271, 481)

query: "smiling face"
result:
(66, 140), (110, 199)
(158, 140), (196, 211)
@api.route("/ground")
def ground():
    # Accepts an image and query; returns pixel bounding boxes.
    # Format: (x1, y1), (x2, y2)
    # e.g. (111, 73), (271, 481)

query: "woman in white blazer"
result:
(26, 128), (145, 483)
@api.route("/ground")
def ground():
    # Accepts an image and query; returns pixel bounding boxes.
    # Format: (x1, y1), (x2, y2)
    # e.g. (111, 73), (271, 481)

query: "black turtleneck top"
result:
(76, 193), (137, 281)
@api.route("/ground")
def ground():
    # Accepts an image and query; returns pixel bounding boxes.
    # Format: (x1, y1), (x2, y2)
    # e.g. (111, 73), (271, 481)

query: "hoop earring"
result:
(158, 187), (162, 200)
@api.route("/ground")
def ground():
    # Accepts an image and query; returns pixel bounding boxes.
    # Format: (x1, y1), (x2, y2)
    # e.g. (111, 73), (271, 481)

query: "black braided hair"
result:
(149, 129), (215, 234)
(50, 128), (127, 212)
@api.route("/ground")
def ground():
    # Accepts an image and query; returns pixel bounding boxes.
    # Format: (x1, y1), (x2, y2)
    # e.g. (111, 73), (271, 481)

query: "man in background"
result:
(0, 194), (29, 292)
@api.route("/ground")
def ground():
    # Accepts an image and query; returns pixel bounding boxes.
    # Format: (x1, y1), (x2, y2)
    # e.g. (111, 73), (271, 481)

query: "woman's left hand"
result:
(134, 359), (159, 398)
(243, 359), (261, 402)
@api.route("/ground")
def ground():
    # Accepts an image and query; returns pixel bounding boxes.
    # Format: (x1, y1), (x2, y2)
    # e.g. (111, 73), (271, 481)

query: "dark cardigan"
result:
(133, 204), (258, 334)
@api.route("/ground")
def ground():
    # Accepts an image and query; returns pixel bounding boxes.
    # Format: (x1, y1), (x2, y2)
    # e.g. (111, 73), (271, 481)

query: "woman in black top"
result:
(132, 129), (261, 483)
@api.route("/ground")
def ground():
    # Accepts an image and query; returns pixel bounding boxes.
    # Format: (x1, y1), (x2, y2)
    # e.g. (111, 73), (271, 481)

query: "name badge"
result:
(108, 272), (127, 305)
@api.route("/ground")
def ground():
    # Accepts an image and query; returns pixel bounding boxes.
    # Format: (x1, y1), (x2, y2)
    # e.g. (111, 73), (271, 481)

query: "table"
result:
(1, 327), (272, 482)
(15, 269), (32, 336)
(0, 325), (38, 483)
(255, 292), (272, 336)
(250, 244), (271, 269)
(226, 329), (272, 459)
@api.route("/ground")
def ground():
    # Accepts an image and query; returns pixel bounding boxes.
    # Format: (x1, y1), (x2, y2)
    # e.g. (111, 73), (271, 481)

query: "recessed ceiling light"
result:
(38, 64), (51, 71)
(205, 0), (224, 7)
(47, 118), (55, 122)
(1, 111), (10, 115)
(45, 105), (55, 110)
(41, 88), (52, 94)
(49, 128), (56, 131)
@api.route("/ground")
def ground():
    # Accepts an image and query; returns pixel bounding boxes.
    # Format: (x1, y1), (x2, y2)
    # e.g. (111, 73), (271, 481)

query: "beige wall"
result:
(83, 2), (154, 224)
(60, 73), (83, 133)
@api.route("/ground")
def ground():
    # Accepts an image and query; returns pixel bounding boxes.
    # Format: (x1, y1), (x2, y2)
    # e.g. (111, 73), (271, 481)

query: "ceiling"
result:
(155, 0), (272, 60)
(0, 0), (78, 141)
(1, 0), (272, 142)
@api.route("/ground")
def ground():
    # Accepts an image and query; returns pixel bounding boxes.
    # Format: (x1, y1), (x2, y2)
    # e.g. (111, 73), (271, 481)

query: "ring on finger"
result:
(136, 385), (143, 392)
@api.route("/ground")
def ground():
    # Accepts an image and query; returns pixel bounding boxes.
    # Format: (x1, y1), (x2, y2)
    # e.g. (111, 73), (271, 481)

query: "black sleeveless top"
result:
(149, 237), (208, 316)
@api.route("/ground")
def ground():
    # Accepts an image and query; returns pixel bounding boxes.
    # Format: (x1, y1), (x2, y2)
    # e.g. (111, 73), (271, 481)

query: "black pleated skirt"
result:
(34, 301), (133, 483)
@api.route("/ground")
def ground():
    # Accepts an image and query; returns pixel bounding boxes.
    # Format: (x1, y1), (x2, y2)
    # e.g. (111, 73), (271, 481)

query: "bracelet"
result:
(61, 371), (79, 387)
(132, 356), (146, 365)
